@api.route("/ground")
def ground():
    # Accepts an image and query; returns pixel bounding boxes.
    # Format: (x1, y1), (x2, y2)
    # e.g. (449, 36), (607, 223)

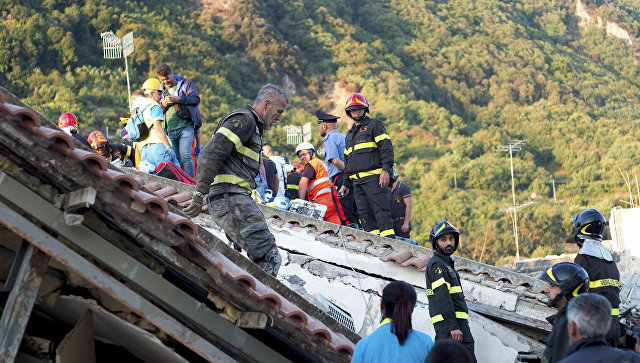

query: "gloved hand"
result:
(183, 191), (204, 218)
(166, 146), (174, 161)
(194, 143), (201, 156)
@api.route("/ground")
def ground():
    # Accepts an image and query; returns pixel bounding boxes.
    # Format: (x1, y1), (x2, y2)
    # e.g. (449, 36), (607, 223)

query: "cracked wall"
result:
(203, 224), (546, 363)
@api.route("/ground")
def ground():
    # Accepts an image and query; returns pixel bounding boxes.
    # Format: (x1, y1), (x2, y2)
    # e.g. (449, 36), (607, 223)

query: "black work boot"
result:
(255, 247), (282, 277)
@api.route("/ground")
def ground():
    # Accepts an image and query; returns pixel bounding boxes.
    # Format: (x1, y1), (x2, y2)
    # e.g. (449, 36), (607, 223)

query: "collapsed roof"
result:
(0, 86), (355, 363)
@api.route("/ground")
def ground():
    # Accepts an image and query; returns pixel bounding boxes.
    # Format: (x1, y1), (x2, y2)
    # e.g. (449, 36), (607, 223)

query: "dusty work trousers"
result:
(332, 173), (359, 226)
(314, 189), (347, 225)
(206, 192), (276, 263)
(352, 176), (395, 238)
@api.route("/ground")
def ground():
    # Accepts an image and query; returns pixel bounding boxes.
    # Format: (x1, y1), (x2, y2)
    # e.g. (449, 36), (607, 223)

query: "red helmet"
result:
(344, 93), (369, 114)
(87, 131), (108, 150)
(58, 112), (78, 132)
(293, 163), (303, 172)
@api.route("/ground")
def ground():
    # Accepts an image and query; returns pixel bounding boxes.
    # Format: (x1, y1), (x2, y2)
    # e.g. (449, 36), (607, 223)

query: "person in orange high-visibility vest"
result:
(295, 142), (347, 225)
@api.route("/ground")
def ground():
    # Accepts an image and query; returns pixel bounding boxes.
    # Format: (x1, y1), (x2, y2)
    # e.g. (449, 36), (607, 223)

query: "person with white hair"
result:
(183, 84), (288, 277)
(557, 293), (640, 363)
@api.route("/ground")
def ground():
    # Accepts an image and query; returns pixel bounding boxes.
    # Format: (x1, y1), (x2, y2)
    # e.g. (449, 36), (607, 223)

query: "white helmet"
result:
(295, 142), (315, 156)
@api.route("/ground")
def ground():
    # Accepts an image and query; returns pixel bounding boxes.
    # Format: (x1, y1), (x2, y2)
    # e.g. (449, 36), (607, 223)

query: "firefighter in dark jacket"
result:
(87, 131), (135, 167)
(183, 84), (288, 277)
(425, 221), (477, 363)
(338, 93), (395, 238)
(568, 208), (621, 346)
(284, 163), (302, 200)
(539, 262), (590, 363)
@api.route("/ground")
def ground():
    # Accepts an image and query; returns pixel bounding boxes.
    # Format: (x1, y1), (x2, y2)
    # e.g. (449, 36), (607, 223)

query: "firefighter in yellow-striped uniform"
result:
(338, 93), (395, 238)
(568, 209), (622, 346)
(425, 221), (477, 363)
(183, 84), (288, 277)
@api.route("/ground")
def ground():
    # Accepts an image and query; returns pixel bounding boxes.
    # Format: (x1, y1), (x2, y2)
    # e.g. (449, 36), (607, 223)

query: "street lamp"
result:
(496, 140), (527, 262)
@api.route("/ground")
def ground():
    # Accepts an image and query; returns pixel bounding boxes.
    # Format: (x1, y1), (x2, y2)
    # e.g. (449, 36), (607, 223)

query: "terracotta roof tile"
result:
(399, 255), (431, 269)
(70, 148), (108, 172)
(129, 189), (169, 217)
(0, 96), (40, 128)
(143, 182), (163, 192)
(155, 186), (178, 198)
(379, 249), (413, 264)
(167, 191), (193, 205)
(278, 300), (310, 326)
(164, 211), (198, 239)
(99, 168), (139, 193)
(31, 126), (75, 151)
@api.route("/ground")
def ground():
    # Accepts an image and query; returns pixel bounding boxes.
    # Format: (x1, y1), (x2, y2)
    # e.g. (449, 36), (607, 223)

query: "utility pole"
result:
(496, 140), (527, 262)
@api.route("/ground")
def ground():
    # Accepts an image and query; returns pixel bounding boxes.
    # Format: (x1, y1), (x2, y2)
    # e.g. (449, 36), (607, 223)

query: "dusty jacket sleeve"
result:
(372, 120), (394, 172)
(426, 262), (459, 332)
(194, 115), (254, 195)
(179, 78), (200, 107)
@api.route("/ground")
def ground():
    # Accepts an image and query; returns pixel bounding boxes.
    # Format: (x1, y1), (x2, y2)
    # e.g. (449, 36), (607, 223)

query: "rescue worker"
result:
(568, 208), (621, 346)
(539, 262), (590, 363)
(58, 112), (91, 148)
(284, 163), (302, 200)
(317, 110), (359, 226)
(388, 168), (412, 239)
(338, 93), (395, 238)
(425, 221), (477, 363)
(133, 79), (178, 168)
(183, 84), (288, 277)
(296, 142), (347, 225)
(87, 131), (135, 167)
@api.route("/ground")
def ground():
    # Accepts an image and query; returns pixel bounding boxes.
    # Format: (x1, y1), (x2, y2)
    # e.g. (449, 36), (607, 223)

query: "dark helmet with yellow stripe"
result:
(429, 221), (459, 256)
(538, 262), (589, 307)
(389, 167), (399, 184)
(570, 209), (607, 246)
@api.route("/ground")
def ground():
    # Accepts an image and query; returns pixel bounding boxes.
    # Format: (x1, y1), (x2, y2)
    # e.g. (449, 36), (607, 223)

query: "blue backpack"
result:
(120, 104), (152, 142)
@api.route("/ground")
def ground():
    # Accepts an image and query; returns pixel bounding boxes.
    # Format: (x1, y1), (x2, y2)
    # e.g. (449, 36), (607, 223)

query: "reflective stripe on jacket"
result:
(343, 116), (394, 188)
(137, 99), (165, 149)
(284, 172), (301, 200)
(574, 253), (621, 311)
(425, 251), (470, 339)
(303, 157), (334, 201)
(207, 107), (262, 194)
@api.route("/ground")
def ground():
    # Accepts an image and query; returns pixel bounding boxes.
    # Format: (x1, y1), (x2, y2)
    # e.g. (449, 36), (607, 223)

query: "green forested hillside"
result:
(3, 0), (640, 265)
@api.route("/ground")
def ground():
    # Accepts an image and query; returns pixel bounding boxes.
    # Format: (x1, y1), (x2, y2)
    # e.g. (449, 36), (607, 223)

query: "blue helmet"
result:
(429, 221), (459, 255)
